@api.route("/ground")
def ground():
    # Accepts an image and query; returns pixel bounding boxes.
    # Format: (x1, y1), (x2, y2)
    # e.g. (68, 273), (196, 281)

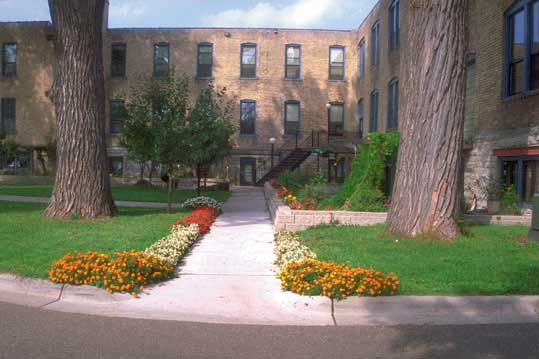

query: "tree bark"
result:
(44, 0), (116, 219)
(386, 0), (468, 240)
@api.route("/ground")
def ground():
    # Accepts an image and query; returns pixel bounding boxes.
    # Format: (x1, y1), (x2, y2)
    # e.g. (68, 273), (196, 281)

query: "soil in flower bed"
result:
(298, 224), (539, 295)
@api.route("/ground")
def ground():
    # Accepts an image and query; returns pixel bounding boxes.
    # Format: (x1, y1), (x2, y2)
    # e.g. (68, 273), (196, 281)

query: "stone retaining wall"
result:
(263, 182), (532, 232)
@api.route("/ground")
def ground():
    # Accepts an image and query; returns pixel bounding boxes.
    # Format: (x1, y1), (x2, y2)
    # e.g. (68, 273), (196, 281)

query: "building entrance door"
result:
(240, 157), (256, 186)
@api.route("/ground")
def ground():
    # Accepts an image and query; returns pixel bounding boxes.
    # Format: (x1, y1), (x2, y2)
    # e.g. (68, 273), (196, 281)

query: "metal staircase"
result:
(256, 130), (326, 186)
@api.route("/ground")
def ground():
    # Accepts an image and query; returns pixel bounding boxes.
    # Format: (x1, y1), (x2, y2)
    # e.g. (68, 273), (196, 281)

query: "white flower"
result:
(274, 232), (316, 269)
(145, 224), (200, 265)
(179, 196), (223, 211)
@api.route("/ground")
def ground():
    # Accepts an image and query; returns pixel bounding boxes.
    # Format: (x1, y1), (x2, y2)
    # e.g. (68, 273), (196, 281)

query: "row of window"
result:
(107, 78), (399, 138)
(107, 1), (401, 82)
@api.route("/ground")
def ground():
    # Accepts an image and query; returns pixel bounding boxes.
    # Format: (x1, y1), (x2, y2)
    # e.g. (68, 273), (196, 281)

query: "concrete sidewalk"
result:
(2, 187), (539, 326)
(0, 194), (181, 208)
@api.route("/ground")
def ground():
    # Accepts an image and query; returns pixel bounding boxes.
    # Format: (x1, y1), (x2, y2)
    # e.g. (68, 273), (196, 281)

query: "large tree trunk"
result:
(386, 0), (467, 240)
(44, 0), (116, 219)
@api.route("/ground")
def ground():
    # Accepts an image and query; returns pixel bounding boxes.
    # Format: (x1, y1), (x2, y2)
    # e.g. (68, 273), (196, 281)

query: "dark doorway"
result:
(240, 157), (256, 186)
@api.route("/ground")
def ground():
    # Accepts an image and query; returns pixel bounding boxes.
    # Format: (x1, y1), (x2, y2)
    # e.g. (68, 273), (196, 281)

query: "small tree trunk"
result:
(148, 161), (154, 185)
(167, 170), (173, 213)
(196, 165), (201, 197)
(44, 0), (116, 219)
(386, 0), (468, 240)
(139, 162), (144, 182)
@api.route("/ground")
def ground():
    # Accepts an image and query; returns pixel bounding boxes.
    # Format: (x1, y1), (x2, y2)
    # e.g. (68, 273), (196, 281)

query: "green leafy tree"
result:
(185, 83), (235, 196)
(0, 134), (17, 171)
(125, 72), (191, 211)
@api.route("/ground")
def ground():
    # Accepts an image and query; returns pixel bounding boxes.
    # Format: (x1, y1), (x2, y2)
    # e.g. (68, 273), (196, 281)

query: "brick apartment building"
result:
(1, 0), (538, 204)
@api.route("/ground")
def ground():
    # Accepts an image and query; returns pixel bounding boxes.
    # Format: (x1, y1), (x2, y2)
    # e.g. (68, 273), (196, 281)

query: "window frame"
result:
(328, 45), (345, 81)
(2, 42), (17, 77)
(387, 78), (399, 131)
(239, 99), (256, 135)
(358, 39), (366, 79)
(110, 42), (127, 79)
(503, 0), (539, 97)
(328, 102), (345, 137)
(371, 21), (380, 66)
(197, 42), (214, 79)
(389, 0), (400, 51)
(109, 99), (126, 135)
(369, 90), (379, 133)
(357, 99), (364, 139)
(153, 42), (170, 78)
(285, 44), (301, 80)
(498, 155), (539, 203)
(240, 43), (257, 79)
(284, 100), (301, 135)
(0, 98), (16, 134)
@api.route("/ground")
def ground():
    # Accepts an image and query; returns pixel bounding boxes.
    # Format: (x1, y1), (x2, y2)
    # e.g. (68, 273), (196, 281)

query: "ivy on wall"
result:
(328, 132), (400, 211)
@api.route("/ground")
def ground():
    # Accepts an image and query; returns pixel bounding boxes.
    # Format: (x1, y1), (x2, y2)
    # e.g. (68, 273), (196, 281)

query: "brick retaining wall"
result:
(263, 182), (531, 232)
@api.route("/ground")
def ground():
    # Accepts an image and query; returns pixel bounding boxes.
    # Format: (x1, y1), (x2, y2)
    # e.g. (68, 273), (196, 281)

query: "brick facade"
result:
(1, 0), (539, 195)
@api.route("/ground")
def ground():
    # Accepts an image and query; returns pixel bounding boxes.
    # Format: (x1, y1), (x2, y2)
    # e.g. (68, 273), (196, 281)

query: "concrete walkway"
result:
(2, 187), (539, 326)
(0, 194), (182, 208)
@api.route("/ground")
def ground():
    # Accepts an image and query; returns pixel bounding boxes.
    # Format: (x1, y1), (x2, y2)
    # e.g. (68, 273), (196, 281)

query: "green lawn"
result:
(298, 224), (539, 295)
(0, 184), (231, 203)
(0, 201), (187, 278)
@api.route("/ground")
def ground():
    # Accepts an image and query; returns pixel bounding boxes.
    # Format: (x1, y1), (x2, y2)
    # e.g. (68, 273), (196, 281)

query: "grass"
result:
(0, 201), (188, 278)
(298, 224), (539, 295)
(0, 184), (231, 203)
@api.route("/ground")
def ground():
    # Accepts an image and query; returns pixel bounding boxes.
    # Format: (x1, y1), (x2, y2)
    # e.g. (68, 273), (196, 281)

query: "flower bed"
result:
(49, 251), (174, 296)
(49, 199), (223, 295)
(271, 179), (344, 211)
(279, 259), (399, 300)
(174, 205), (219, 234)
(179, 196), (223, 211)
(274, 230), (399, 299)
(274, 232), (317, 269)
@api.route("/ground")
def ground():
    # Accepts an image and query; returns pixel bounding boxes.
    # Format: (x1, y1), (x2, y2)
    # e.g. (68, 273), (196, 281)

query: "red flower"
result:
(173, 205), (219, 234)
(384, 203), (392, 208)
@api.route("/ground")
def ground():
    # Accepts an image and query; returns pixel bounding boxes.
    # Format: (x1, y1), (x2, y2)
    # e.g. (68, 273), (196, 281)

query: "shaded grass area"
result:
(0, 184), (231, 203)
(298, 224), (539, 295)
(0, 201), (187, 278)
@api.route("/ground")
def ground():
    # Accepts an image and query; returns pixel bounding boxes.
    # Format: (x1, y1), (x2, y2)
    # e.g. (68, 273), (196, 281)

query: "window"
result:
(285, 44), (301, 79)
(284, 100), (300, 135)
(329, 46), (345, 80)
(111, 43), (126, 78)
(358, 39), (365, 79)
(109, 99), (126, 134)
(197, 42), (213, 78)
(241, 43), (257, 79)
(357, 99), (364, 139)
(2, 43), (17, 77)
(371, 22), (380, 66)
(389, 0), (400, 51)
(153, 43), (169, 78)
(387, 78), (399, 130)
(240, 100), (256, 135)
(1, 98), (16, 134)
(369, 90), (379, 132)
(328, 102), (344, 136)
(108, 157), (124, 177)
(504, 0), (539, 96)
(501, 157), (539, 202)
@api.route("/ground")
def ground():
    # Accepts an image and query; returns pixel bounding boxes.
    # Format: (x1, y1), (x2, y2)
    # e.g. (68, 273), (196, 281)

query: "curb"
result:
(2, 273), (539, 326)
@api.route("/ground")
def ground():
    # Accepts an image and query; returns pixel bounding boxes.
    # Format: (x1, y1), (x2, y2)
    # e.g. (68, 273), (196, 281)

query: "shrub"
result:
(49, 250), (174, 296)
(277, 170), (317, 193)
(279, 259), (399, 300)
(348, 183), (386, 212)
(500, 185), (521, 215)
(274, 232), (317, 269)
(174, 205), (219, 234)
(329, 132), (399, 208)
(298, 184), (326, 208)
(145, 224), (200, 264)
(180, 196), (223, 211)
